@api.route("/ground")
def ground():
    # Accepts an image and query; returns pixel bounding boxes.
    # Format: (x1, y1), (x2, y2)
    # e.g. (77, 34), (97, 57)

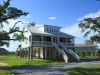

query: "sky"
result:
(1, 0), (100, 51)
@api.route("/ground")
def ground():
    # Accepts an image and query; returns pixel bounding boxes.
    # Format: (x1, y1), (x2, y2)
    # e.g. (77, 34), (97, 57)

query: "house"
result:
(74, 44), (97, 57)
(20, 24), (80, 63)
(0, 48), (9, 55)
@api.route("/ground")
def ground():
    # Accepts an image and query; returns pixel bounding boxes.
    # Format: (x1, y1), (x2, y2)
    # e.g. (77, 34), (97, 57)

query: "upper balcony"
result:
(28, 35), (74, 47)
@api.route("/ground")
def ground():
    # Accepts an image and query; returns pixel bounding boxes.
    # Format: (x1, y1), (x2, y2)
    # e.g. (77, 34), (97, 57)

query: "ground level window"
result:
(84, 47), (86, 50)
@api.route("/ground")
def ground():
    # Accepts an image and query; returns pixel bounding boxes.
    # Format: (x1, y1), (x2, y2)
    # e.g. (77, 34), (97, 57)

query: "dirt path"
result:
(0, 61), (10, 68)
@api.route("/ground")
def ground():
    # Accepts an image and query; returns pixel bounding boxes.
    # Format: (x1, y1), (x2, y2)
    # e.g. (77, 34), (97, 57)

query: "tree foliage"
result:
(78, 16), (100, 43)
(0, 0), (35, 47)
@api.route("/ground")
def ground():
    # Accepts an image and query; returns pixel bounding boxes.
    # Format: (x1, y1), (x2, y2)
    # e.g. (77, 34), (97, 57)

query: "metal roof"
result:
(26, 25), (75, 37)
(75, 44), (97, 47)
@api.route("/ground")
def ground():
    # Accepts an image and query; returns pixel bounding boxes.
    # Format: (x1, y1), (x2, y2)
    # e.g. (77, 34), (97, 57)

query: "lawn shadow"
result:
(68, 67), (100, 75)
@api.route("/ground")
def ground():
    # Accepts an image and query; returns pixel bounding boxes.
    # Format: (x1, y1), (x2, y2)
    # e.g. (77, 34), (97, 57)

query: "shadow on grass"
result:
(68, 67), (100, 75)
(0, 66), (19, 75)
(26, 59), (65, 66)
(80, 59), (100, 62)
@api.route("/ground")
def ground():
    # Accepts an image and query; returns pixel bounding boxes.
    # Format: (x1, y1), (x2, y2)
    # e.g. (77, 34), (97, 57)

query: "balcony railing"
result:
(32, 41), (52, 46)
(61, 42), (74, 46)
(32, 41), (74, 46)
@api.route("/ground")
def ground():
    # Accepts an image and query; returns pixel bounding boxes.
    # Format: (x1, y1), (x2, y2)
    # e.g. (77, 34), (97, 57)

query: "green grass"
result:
(67, 64), (100, 75)
(0, 55), (66, 75)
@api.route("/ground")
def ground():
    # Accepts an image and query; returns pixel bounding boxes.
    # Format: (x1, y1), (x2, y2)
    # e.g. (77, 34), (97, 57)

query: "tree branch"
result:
(8, 30), (28, 34)
(11, 21), (25, 29)
(0, 39), (16, 40)
(0, 12), (29, 22)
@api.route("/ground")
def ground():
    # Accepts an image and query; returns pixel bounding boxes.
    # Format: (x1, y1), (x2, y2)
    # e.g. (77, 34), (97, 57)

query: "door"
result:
(53, 37), (58, 43)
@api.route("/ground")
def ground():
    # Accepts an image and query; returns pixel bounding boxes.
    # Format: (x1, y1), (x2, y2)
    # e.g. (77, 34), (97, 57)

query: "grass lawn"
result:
(0, 55), (66, 75)
(67, 64), (100, 75)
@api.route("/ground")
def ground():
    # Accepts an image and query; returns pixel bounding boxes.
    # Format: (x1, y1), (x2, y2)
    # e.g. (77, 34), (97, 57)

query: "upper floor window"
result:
(49, 28), (51, 32)
(47, 27), (48, 31)
(46, 27), (59, 33)
(52, 28), (53, 32)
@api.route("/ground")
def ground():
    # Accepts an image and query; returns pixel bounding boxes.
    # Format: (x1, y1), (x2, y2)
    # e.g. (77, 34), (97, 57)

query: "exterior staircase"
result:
(52, 42), (68, 63)
(59, 43), (80, 62)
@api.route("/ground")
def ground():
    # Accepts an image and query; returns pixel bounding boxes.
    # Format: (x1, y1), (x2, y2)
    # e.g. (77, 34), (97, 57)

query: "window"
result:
(55, 28), (58, 32)
(84, 47), (86, 50)
(29, 35), (31, 41)
(49, 28), (51, 32)
(90, 47), (92, 50)
(54, 29), (55, 32)
(52, 28), (53, 32)
(47, 27), (48, 32)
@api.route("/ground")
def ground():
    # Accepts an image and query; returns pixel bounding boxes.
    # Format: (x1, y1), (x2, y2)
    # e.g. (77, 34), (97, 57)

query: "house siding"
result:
(75, 46), (96, 52)
(21, 26), (32, 48)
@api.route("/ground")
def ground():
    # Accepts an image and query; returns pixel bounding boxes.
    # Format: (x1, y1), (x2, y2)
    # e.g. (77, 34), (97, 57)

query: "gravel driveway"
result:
(14, 61), (100, 75)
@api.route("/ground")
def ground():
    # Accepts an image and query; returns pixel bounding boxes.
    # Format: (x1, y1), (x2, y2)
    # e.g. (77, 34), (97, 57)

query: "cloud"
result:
(2, 19), (29, 52)
(48, 17), (56, 20)
(61, 24), (84, 37)
(25, 14), (32, 19)
(77, 11), (100, 21)
(61, 10), (100, 44)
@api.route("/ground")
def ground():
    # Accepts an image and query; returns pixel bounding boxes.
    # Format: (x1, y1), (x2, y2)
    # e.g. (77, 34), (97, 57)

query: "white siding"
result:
(21, 26), (32, 48)
(37, 26), (44, 32)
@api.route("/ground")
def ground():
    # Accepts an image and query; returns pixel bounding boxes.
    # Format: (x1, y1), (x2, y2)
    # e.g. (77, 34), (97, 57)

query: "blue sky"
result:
(1, 0), (100, 51)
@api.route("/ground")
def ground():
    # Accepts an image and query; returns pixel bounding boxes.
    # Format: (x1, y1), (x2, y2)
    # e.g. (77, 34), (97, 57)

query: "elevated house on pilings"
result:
(20, 24), (80, 63)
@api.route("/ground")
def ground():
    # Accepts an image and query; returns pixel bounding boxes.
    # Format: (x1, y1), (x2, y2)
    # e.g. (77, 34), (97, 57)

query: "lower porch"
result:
(19, 46), (64, 61)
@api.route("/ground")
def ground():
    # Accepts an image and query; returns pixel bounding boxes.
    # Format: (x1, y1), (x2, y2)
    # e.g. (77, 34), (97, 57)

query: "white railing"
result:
(59, 43), (69, 53)
(59, 43), (80, 61)
(60, 42), (74, 46)
(52, 42), (68, 63)
(32, 41), (52, 45)
(32, 41), (74, 47)
(52, 42), (61, 53)
(60, 49), (68, 63)
(67, 43), (74, 46)
(69, 49), (80, 61)
(43, 41), (52, 45)
(32, 41), (42, 45)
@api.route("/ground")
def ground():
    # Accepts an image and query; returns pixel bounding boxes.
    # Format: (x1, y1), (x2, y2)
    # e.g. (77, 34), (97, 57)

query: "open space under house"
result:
(19, 24), (80, 63)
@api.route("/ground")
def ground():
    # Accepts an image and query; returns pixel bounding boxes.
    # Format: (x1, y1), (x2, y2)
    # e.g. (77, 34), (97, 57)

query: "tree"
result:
(84, 40), (94, 46)
(0, 0), (35, 47)
(78, 16), (100, 44)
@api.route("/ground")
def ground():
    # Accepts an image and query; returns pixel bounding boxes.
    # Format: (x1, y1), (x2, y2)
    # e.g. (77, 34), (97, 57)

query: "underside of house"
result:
(20, 46), (80, 63)
(19, 24), (80, 63)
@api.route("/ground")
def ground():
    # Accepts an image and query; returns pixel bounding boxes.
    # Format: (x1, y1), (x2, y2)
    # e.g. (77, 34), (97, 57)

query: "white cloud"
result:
(1, 19), (29, 51)
(48, 17), (56, 20)
(77, 11), (100, 21)
(25, 14), (32, 19)
(61, 24), (83, 37)
(61, 10), (100, 44)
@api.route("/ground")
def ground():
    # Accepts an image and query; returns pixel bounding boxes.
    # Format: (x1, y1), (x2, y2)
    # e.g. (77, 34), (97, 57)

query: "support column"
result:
(20, 49), (22, 58)
(66, 37), (67, 45)
(48, 47), (51, 59)
(51, 48), (52, 59)
(56, 50), (59, 60)
(45, 47), (47, 59)
(47, 47), (49, 59)
(30, 46), (33, 60)
(33, 49), (36, 58)
(58, 37), (59, 43)
(22, 49), (24, 58)
(42, 35), (43, 45)
(38, 48), (40, 59)
(43, 47), (45, 59)
(28, 47), (30, 60)
(51, 36), (53, 43)
(24, 48), (27, 59)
